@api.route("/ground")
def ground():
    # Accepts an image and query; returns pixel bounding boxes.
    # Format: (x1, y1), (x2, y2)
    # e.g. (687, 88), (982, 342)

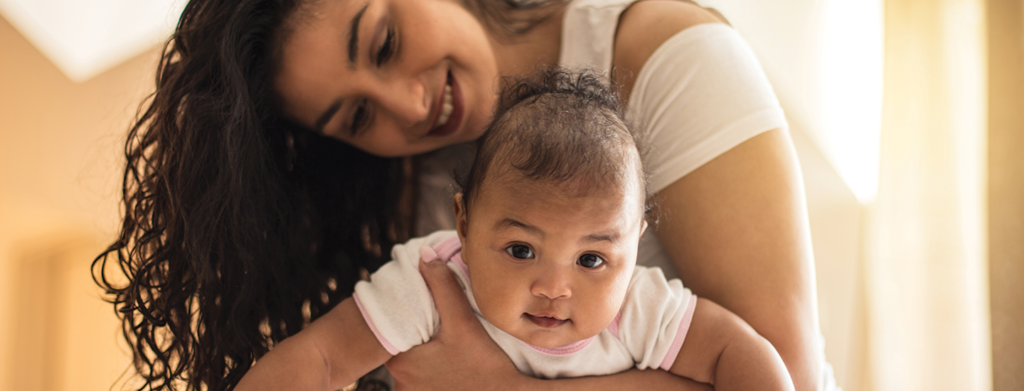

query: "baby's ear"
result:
(453, 193), (469, 240)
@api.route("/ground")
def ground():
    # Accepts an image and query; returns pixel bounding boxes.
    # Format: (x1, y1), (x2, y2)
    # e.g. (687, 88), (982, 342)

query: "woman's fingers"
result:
(385, 252), (521, 391)
(417, 253), (478, 331)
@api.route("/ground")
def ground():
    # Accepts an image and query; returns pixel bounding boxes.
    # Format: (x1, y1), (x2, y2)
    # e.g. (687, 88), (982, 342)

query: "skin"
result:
(275, 0), (504, 156)
(234, 168), (795, 391)
(453, 167), (648, 349)
(275, 0), (824, 389)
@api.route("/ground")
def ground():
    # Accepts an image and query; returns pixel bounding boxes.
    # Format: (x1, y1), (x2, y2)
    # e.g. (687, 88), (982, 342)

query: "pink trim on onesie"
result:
(433, 236), (463, 262)
(449, 252), (470, 277)
(431, 236), (470, 278)
(607, 312), (622, 339)
(659, 295), (698, 370)
(352, 292), (401, 356)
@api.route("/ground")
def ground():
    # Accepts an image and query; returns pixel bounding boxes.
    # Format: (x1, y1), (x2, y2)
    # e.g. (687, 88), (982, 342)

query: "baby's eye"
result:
(577, 254), (604, 268)
(506, 245), (535, 259)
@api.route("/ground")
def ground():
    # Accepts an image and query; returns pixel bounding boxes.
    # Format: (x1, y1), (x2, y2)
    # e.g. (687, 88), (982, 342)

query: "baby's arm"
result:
(235, 297), (392, 391)
(668, 298), (795, 390)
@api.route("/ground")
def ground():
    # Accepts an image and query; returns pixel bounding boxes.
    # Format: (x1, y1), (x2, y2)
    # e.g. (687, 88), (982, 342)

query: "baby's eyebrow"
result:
(495, 218), (620, 244)
(581, 232), (619, 244)
(494, 218), (544, 238)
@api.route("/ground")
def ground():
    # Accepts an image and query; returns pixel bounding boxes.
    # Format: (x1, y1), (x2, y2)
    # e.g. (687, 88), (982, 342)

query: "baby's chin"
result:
(513, 324), (597, 349)
(521, 334), (586, 349)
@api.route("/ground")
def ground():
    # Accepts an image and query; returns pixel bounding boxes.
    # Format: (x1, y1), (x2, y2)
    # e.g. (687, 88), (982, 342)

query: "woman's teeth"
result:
(437, 83), (453, 127)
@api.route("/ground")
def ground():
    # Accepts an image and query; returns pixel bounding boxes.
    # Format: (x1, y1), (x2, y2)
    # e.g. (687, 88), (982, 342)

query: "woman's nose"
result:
(531, 265), (572, 300)
(374, 77), (429, 128)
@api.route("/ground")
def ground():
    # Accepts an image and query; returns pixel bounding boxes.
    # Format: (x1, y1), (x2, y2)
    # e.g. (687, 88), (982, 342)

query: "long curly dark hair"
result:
(91, 0), (563, 390)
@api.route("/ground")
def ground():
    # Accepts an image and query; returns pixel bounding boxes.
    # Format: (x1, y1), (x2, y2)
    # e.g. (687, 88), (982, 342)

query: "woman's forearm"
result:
(519, 369), (713, 391)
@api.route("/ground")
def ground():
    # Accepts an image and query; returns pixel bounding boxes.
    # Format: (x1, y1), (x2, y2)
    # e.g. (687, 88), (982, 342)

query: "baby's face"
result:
(455, 173), (646, 348)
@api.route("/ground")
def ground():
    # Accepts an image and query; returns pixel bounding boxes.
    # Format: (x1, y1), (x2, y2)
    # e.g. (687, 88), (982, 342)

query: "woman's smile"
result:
(427, 71), (464, 137)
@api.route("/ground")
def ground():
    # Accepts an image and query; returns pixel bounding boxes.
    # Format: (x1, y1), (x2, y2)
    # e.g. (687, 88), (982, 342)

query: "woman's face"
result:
(275, 0), (499, 157)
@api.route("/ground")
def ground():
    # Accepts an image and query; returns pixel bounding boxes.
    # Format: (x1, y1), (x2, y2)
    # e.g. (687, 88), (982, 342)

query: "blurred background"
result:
(0, 0), (1020, 390)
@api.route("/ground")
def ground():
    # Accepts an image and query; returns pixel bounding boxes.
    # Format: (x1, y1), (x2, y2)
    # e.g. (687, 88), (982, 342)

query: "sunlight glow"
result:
(819, 0), (884, 203)
(0, 0), (186, 82)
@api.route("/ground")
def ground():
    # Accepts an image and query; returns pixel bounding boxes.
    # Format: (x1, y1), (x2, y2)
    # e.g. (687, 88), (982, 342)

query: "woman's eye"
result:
(506, 245), (535, 259)
(375, 26), (396, 66)
(350, 99), (368, 135)
(577, 254), (605, 268)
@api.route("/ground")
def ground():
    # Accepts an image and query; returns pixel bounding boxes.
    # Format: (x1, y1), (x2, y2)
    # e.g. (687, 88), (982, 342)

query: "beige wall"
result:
(988, 0), (1024, 389)
(0, 14), (157, 391)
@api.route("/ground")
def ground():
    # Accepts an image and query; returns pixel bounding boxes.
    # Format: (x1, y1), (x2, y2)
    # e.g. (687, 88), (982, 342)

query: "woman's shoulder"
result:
(612, 0), (726, 97)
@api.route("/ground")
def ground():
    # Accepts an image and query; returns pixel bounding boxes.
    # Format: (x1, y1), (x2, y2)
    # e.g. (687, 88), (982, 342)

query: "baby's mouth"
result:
(525, 313), (568, 328)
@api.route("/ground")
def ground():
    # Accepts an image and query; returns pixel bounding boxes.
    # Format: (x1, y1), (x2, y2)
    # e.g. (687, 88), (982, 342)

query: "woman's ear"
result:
(453, 193), (469, 241)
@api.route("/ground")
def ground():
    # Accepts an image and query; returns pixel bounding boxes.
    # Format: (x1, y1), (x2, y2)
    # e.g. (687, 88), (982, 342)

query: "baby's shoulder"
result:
(389, 230), (460, 261)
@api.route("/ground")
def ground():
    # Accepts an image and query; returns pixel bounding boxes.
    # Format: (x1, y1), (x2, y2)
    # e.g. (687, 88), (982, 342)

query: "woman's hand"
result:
(386, 258), (525, 391)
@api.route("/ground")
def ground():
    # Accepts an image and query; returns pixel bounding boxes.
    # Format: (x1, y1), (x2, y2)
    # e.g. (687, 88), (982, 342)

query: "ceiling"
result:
(0, 0), (185, 82)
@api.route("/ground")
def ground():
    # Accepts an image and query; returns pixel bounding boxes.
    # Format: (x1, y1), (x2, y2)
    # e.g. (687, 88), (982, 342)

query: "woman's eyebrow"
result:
(347, 3), (369, 68)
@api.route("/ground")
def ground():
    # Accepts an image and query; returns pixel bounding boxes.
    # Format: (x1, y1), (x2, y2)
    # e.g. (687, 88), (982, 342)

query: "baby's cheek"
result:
(474, 278), (517, 321)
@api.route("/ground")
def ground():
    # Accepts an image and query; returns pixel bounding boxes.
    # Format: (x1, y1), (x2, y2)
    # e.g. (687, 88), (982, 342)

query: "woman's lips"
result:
(526, 313), (568, 328)
(427, 71), (464, 137)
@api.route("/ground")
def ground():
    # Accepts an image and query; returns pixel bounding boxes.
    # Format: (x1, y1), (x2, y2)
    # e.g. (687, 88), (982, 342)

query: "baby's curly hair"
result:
(458, 68), (650, 215)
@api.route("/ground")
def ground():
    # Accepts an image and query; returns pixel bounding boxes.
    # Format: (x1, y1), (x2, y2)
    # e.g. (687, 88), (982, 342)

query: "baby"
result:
(236, 70), (793, 390)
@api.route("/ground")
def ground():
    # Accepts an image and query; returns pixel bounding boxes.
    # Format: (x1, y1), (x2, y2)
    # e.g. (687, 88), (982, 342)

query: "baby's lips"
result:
(419, 245), (440, 263)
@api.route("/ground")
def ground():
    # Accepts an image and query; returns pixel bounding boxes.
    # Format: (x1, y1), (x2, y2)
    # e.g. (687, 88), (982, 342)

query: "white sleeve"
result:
(617, 266), (696, 370)
(351, 230), (458, 355)
(627, 23), (788, 193)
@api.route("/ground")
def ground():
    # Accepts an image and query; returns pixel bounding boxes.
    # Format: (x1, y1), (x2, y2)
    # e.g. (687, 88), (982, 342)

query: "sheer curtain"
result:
(864, 0), (991, 389)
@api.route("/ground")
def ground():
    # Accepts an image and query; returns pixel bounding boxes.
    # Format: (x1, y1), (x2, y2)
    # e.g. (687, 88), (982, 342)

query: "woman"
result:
(93, 0), (831, 390)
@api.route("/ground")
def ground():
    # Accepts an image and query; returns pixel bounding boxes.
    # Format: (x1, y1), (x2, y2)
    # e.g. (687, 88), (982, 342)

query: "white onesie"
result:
(353, 231), (697, 378)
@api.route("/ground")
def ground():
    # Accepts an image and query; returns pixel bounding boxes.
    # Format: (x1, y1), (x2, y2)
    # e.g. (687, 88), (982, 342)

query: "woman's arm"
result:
(613, 2), (824, 390)
(669, 298), (794, 390)
(651, 129), (822, 391)
(236, 298), (392, 391)
(385, 259), (714, 391)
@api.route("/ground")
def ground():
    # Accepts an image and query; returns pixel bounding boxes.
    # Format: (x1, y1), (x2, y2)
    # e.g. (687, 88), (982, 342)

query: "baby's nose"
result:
(531, 266), (572, 300)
